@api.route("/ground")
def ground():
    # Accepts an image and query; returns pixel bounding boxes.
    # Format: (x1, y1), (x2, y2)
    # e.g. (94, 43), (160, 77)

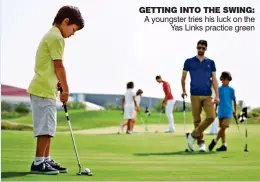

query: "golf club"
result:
(238, 106), (249, 156)
(183, 96), (189, 152)
(155, 108), (163, 133)
(59, 88), (93, 176)
(117, 109), (126, 134)
(233, 112), (243, 139)
(243, 110), (249, 156)
(139, 114), (148, 132)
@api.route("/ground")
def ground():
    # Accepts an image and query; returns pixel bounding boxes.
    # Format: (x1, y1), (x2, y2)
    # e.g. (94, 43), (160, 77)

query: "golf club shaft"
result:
(140, 115), (148, 131)
(63, 103), (82, 172)
(245, 118), (248, 152)
(183, 97), (188, 150)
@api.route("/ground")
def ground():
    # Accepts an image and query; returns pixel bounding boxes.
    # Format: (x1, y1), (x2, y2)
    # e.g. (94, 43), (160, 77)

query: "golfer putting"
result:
(155, 75), (176, 133)
(120, 88), (143, 134)
(27, 6), (85, 175)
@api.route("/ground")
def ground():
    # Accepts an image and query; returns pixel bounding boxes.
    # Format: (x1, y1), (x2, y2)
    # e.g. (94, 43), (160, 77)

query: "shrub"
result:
(153, 100), (164, 112)
(67, 101), (86, 110)
(1, 101), (13, 112)
(1, 111), (21, 119)
(104, 103), (121, 110)
(14, 103), (30, 115)
(1, 120), (33, 131)
(247, 108), (260, 118)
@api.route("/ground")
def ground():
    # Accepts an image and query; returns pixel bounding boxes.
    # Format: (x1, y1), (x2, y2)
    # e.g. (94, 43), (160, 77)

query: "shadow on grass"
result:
(134, 150), (218, 156)
(1, 172), (30, 179)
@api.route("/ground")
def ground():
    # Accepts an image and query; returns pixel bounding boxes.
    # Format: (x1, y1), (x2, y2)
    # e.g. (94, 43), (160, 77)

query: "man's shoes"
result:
(208, 139), (217, 151)
(164, 129), (174, 133)
(198, 143), (206, 152)
(30, 161), (59, 175)
(46, 159), (68, 173)
(126, 130), (133, 134)
(186, 133), (195, 151)
(216, 145), (227, 151)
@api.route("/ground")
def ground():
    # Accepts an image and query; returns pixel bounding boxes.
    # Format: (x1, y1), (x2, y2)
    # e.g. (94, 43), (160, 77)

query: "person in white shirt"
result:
(121, 88), (143, 134)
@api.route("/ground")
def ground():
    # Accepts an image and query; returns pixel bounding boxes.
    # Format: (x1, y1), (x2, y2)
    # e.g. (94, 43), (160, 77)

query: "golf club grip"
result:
(183, 99), (186, 111)
(58, 86), (68, 113)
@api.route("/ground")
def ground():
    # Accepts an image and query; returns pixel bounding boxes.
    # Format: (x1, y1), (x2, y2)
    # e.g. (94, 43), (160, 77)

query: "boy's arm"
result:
(233, 99), (237, 116)
(215, 104), (218, 116)
(49, 38), (67, 92)
(133, 96), (139, 111)
(233, 89), (237, 116)
(54, 60), (69, 93)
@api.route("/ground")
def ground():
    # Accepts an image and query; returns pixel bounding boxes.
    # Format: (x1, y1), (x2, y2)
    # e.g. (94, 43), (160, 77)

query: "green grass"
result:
(5, 109), (259, 131)
(5, 110), (194, 130)
(2, 124), (260, 181)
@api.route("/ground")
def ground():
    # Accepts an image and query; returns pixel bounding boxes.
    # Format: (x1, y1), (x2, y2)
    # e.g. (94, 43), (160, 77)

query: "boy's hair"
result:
(52, 6), (84, 30)
(127, 81), (134, 89)
(220, 71), (232, 81)
(197, 40), (207, 47)
(136, 89), (143, 95)
(155, 75), (161, 80)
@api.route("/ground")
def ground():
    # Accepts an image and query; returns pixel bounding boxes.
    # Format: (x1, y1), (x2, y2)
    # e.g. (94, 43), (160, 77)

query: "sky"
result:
(1, 0), (260, 108)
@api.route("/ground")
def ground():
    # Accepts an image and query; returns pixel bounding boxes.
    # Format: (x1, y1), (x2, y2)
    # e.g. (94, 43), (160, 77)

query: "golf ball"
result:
(84, 168), (91, 173)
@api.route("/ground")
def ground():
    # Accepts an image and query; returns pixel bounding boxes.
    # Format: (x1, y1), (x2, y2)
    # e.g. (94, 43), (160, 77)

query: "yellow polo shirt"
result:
(27, 26), (65, 100)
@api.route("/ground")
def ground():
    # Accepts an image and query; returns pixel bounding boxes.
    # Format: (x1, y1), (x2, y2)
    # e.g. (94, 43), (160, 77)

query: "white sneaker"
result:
(198, 143), (206, 152)
(126, 130), (133, 134)
(187, 133), (195, 151)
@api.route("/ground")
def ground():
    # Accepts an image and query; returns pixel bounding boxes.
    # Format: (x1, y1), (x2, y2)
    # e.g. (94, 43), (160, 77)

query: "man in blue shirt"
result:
(181, 40), (219, 152)
(208, 71), (237, 152)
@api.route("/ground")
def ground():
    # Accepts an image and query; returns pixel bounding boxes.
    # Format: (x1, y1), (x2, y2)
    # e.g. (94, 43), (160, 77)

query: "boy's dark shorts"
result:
(219, 118), (232, 128)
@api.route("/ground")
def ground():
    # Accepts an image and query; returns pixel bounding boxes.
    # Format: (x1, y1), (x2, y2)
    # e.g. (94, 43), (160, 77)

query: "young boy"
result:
(120, 89), (143, 133)
(27, 6), (84, 174)
(208, 71), (236, 152)
(121, 82), (139, 134)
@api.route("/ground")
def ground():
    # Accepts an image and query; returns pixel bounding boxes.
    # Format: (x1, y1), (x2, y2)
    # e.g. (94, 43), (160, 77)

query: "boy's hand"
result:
(136, 106), (139, 112)
(60, 92), (69, 104)
(233, 111), (237, 118)
(57, 82), (61, 91)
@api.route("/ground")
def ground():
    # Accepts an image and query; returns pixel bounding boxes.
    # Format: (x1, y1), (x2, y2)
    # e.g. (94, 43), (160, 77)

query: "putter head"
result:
(76, 171), (93, 176)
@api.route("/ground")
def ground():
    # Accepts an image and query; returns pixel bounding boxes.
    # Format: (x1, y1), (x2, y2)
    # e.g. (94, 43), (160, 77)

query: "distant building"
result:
(1, 84), (31, 107)
(70, 93), (180, 109)
(1, 84), (69, 110)
(1, 84), (105, 111)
